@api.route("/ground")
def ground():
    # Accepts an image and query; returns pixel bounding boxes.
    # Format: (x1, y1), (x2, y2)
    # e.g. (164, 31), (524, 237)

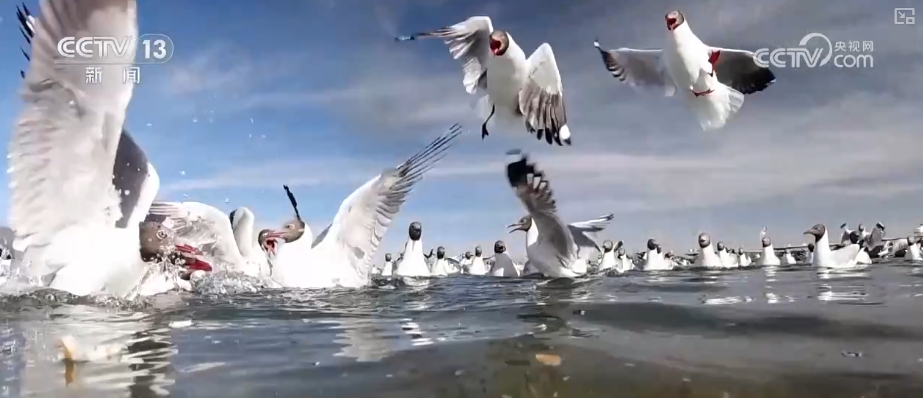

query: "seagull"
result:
(756, 227), (781, 266)
(429, 246), (451, 277)
(804, 224), (866, 269)
(489, 240), (519, 277)
(469, 246), (488, 275)
(504, 151), (613, 277)
(396, 17), (572, 146)
(905, 236), (922, 261)
(393, 222), (431, 278)
(615, 245), (634, 273)
(915, 224), (923, 237)
(642, 239), (672, 271)
(594, 10), (775, 131)
(597, 240), (618, 272)
(268, 125), (462, 288)
(692, 233), (723, 268)
(805, 243), (815, 264)
(781, 248), (797, 265)
(146, 203), (281, 279)
(842, 231), (872, 265)
(379, 253), (395, 277)
(5, 0), (178, 298)
(716, 241), (739, 268)
(737, 246), (752, 267)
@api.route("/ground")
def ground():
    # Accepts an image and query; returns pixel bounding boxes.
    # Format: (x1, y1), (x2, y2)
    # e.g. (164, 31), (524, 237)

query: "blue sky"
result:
(0, 0), (921, 261)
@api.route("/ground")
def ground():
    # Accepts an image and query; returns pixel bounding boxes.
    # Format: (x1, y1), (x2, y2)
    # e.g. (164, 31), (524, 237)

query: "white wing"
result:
(9, 0), (138, 246)
(505, 151), (578, 267)
(707, 47), (776, 94)
(568, 214), (614, 253)
(314, 124), (463, 276)
(593, 42), (675, 96)
(831, 244), (861, 266)
(519, 43), (571, 146)
(147, 201), (242, 263)
(402, 16), (492, 94)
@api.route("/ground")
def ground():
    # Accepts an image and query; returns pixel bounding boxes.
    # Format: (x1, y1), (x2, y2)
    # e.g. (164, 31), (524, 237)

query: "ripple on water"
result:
(2, 261), (923, 396)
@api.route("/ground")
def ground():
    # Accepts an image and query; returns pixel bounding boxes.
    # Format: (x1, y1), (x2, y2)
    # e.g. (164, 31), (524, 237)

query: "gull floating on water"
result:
(504, 151), (613, 278)
(268, 125), (462, 288)
(146, 203), (281, 279)
(804, 224), (866, 269)
(394, 222), (431, 278)
(756, 227), (781, 266)
(489, 240), (519, 277)
(593, 10), (775, 131)
(642, 239), (672, 271)
(397, 17), (572, 146)
(692, 233), (724, 269)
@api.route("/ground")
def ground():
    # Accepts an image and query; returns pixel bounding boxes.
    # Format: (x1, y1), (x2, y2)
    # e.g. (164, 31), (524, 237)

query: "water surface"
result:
(3, 262), (923, 397)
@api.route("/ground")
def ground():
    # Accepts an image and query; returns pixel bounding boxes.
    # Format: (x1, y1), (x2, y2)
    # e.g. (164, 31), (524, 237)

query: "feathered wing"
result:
(16, 2), (155, 231)
(519, 43), (571, 146)
(399, 16), (493, 94)
(593, 42), (675, 96)
(568, 214), (614, 254)
(9, 0), (138, 247)
(147, 201), (242, 264)
(707, 47), (776, 94)
(505, 151), (579, 268)
(315, 124), (463, 281)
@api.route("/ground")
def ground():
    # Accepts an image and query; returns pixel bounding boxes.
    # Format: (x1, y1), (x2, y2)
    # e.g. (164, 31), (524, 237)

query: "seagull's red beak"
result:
(666, 16), (677, 30)
(489, 38), (502, 55)
(262, 231), (285, 256)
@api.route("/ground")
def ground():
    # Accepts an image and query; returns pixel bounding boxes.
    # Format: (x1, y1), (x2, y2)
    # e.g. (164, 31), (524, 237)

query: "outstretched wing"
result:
(520, 43), (571, 146)
(568, 214), (614, 253)
(315, 124), (463, 282)
(593, 41), (674, 96)
(707, 47), (776, 94)
(397, 16), (492, 95)
(10, 0), (138, 247)
(505, 150), (578, 267)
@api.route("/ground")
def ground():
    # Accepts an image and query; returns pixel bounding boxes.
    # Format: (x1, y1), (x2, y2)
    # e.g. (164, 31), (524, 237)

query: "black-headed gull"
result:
(147, 203), (281, 279)
(266, 125), (462, 288)
(504, 150), (613, 278)
(594, 10), (775, 131)
(397, 17), (572, 146)
(805, 224), (867, 269)
(7, 0), (168, 298)
(642, 239), (672, 271)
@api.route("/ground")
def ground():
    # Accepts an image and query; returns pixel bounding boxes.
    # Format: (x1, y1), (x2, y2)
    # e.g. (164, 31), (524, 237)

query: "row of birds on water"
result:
(5, 0), (914, 304)
(368, 221), (923, 279)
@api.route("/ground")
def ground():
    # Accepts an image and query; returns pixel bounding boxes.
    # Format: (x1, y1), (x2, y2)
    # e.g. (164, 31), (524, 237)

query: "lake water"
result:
(3, 262), (923, 397)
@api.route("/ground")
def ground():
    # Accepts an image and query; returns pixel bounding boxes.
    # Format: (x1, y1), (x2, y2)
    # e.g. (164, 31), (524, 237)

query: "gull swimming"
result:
(397, 17), (572, 146)
(489, 240), (519, 277)
(692, 233), (723, 268)
(594, 10), (775, 131)
(380, 253), (394, 276)
(504, 151), (613, 278)
(5, 0), (182, 298)
(394, 222), (431, 278)
(616, 246), (634, 273)
(146, 202), (281, 279)
(429, 246), (451, 277)
(468, 246), (488, 275)
(597, 240), (618, 272)
(756, 227), (781, 266)
(642, 239), (672, 271)
(737, 246), (752, 267)
(804, 224), (866, 269)
(268, 125), (461, 288)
